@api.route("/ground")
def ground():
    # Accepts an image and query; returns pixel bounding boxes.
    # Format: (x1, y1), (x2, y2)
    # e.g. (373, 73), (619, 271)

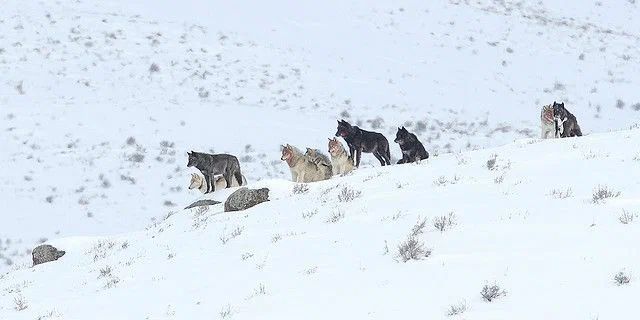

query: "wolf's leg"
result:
(204, 173), (212, 193)
(234, 171), (243, 186)
(384, 143), (391, 165)
(373, 152), (385, 166)
(355, 149), (362, 168)
(348, 145), (355, 160)
(223, 172), (233, 189)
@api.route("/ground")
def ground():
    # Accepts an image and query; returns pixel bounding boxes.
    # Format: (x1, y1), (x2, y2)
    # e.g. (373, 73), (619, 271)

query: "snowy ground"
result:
(2, 128), (640, 319)
(1, 0), (640, 317)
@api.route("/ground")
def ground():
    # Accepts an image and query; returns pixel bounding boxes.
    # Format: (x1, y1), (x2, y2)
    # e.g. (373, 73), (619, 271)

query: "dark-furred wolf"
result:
(187, 151), (243, 193)
(335, 119), (391, 167)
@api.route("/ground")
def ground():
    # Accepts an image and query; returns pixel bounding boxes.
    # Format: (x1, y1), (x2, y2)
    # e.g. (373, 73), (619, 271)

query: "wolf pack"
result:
(188, 101), (582, 193)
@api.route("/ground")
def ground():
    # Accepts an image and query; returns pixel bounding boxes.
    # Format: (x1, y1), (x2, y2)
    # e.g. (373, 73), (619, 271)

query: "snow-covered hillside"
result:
(1, 0), (640, 315)
(2, 129), (640, 319)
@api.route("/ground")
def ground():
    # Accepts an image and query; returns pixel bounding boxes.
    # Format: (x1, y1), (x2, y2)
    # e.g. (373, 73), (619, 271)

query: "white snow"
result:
(1, 0), (640, 318)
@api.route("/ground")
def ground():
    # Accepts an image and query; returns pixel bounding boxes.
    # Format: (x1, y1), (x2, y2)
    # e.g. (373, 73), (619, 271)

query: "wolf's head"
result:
(394, 127), (410, 145)
(188, 173), (202, 190)
(335, 120), (352, 137)
(328, 137), (341, 155)
(281, 144), (294, 161)
(305, 147), (317, 158)
(542, 104), (554, 121)
(552, 101), (567, 119)
(186, 151), (199, 167)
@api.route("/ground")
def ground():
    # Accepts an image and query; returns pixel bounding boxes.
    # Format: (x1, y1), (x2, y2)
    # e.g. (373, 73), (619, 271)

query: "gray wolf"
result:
(305, 147), (333, 178)
(394, 127), (429, 164)
(335, 119), (391, 167)
(280, 144), (327, 183)
(552, 101), (582, 137)
(328, 138), (355, 175)
(187, 151), (243, 193)
(188, 172), (246, 194)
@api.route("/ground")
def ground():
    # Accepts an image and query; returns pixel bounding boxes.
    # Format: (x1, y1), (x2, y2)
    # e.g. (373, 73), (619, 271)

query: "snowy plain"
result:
(1, 0), (640, 318)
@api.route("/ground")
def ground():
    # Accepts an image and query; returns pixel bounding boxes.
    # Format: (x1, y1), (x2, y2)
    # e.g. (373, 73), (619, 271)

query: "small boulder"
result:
(184, 199), (221, 210)
(224, 187), (270, 212)
(32, 244), (66, 266)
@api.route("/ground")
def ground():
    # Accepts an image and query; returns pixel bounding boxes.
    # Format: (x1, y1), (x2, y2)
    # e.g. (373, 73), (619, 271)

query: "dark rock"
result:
(184, 199), (221, 210)
(224, 187), (270, 212)
(32, 244), (65, 266)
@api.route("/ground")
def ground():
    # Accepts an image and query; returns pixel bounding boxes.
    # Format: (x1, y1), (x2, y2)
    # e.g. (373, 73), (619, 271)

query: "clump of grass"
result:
(619, 210), (637, 224)
(396, 217), (431, 262)
(486, 154), (498, 170)
(337, 186), (361, 202)
(325, 209), (345, 223)
(550, 188), (573, 199)
(614, 271), (631, 286)
(220, 226), (244, 244)
(433, 212), (457, 232)
(446, 300), (467, 316)
(481, 282), (507, 302)
(591, 185), (621, 204)
(293, 183), (309, 194)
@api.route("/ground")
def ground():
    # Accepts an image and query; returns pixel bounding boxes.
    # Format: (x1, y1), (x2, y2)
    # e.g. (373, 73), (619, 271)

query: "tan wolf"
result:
(328, 138), (355, 175)
(281, 144), (327, 183)
(188, 172), (246, 193)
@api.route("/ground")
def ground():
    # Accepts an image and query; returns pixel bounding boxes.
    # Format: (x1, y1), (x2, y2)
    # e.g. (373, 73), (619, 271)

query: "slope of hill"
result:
(1, 0), (640, 287)
(1, 128), (639, 319)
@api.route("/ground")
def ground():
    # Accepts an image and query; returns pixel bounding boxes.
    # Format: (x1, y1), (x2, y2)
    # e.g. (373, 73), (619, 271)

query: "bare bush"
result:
(149, 63), (160, 73)
(14, 295), (28, 311)
(619, 210), (637, 224)
(220, 226), (244, 244)
(486, 154), (498, 170)
(396, 236), (431, 262)
(325, 209), (345, 223)
(433, 212), (457, 232)
(410, 217), (427, 237)
(591, 185), (621, 204)
(98, 266), (112, 278)
(614, 271), (631, 286)
(337, 186), (361, 202)
(293, 183), (309, 194)
(220, 305), (232, 319)
(481, 283), (507, 302)
(302, 209), (318, 219)
(550, 188), (573, 199)
(446, 300), (467, 316)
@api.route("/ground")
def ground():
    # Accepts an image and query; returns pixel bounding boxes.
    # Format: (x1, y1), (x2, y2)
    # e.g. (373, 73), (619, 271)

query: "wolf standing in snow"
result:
(328, 137), (355, 175)
(304, 147), (333, 179)
(394, 127), (429, 164)
(186, 151), (243, 193)
(335, 119), (391, 167)
(552, 101), (582, 138)
(281, 144), (327, 183)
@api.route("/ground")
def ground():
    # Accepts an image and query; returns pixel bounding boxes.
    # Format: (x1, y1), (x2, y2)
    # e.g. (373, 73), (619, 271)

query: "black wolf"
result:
(335, 119), (391, 167)
(394, 127), (429, 164)
(552, 101), (582, 138)
(187, 151), (243, 193)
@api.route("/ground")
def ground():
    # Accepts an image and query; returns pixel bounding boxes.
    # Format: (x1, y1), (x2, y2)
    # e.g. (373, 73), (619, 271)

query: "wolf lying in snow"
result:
(328, 137), (355, 175)
(552, 101), (582, 138)
(281, 144), (328, 183)
(335, 119), (391, 167)
(188, 172), (247, 193)
(304, 147), (333, 178)
(187, 151), (244, 193)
